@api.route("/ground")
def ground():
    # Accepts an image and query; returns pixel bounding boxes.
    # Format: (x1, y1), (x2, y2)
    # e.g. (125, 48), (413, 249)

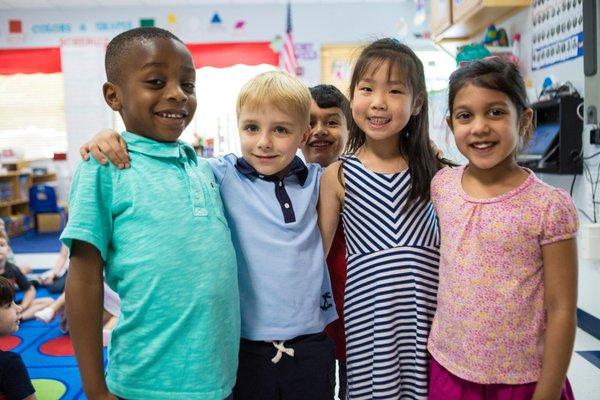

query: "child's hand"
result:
(79, 130), (130, 169)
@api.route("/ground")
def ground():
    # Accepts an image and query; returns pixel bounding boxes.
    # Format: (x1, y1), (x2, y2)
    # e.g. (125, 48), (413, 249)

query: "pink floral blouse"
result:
(427, 166), (579, 384)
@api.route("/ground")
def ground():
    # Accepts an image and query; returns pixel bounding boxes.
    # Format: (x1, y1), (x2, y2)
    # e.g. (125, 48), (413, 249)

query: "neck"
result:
(362, 135), (402, 160)
(467, 157), (523, 185)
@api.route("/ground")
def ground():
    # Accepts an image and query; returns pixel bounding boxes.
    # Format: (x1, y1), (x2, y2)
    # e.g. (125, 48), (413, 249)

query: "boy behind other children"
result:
(0, 276), (36, 400)
(302, 84), (350, 400)
(62, 27), (239, 400)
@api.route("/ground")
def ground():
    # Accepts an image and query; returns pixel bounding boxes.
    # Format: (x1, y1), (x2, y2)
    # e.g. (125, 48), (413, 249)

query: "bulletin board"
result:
(320, 44), (363, 96)
(531, 0), (583, 70)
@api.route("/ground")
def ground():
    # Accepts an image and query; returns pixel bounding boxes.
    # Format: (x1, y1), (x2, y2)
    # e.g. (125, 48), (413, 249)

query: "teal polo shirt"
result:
(61, 132), (240, 400)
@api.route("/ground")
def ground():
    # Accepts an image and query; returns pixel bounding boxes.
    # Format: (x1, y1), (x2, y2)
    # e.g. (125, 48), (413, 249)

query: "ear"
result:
(103, 82), (122, 112)
(411, 93), (425, 116)
(519, 108), (534, 137)
(299, 125), (310, 148)
(446, 115), (454, 132)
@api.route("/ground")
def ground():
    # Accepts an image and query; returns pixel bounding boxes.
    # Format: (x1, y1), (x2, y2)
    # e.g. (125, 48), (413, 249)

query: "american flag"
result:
(281, 1), (300, 76)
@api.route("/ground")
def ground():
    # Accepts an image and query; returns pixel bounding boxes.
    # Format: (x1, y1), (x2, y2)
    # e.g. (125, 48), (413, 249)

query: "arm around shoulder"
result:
(318, 161), (344, 256)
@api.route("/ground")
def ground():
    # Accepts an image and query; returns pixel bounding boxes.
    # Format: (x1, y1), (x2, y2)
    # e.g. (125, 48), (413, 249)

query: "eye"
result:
(358, 86), (372, 92)
(182, 82), (195, 91)
(274, 126), (289, 135)
(489, 108), (506, 117)
(309, 120), (316, 128)
(146, 79), (165, 87)
(327, 120), (339, 127)
(390, 89), (403, 94)
(454, 112), (471, 120)
(244, 124), (259, 133)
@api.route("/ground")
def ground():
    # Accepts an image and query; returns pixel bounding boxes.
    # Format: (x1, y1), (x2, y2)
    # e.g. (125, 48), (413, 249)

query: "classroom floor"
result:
(7, 251), (600, 400)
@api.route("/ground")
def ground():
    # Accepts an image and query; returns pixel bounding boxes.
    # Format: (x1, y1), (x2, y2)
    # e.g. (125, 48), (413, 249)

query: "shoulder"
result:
(207, 154), (238, 183)
(431, 165), (462, 195)
(320, 160), (344, 196)
(321, 160), (343, 182)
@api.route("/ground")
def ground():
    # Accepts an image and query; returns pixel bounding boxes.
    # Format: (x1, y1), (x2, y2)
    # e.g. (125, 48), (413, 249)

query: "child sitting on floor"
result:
(0, 232), (52, 321)
(0, 276), (36, 400)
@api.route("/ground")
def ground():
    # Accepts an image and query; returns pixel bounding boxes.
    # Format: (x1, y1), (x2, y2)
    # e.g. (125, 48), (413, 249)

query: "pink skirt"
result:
(429, 357), (575, 400)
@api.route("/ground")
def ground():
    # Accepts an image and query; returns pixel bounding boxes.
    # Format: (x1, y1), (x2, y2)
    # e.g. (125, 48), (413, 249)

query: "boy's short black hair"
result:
(0, 276), (15, 308)
(309, 85), (351, 128)
(105, 27), (184, 84)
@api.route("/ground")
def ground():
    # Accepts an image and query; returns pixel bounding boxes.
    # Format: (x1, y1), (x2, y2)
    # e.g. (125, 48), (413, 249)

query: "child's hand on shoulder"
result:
(80, 130), (130, 169)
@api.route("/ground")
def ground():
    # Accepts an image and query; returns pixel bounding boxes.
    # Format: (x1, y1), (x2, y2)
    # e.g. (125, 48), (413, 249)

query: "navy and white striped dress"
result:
(341, 155), (440, 400)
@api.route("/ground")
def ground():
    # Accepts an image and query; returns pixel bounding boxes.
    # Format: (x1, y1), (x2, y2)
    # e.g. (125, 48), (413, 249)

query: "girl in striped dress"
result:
(319, 38), (444, 399)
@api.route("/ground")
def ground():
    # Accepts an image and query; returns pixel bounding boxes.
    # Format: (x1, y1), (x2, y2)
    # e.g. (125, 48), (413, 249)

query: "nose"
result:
(165, 82), (187, 103)
(312, 121), (328, 137)
(470, 115), (490, 135)
(370, 91), (387, 111)
(15, 303), (22, 314)
(256, 131), (272, 150)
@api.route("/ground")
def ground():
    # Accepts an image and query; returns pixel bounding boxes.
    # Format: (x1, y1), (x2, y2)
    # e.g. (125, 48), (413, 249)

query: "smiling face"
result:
(301, 100), (348, 167)
(238, 103), (309, 177)
(449, 83), (532, 172)
(103, 38), (197, 143)
(351, 61), (420, 147)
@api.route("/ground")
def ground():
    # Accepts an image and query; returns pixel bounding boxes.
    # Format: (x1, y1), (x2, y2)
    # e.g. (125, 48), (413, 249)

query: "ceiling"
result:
(0, 0), (403, 10)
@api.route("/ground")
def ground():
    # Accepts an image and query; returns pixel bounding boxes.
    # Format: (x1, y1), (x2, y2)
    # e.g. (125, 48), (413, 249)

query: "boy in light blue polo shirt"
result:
(61, 27), (239, 400)
(81, 72), (337, 399)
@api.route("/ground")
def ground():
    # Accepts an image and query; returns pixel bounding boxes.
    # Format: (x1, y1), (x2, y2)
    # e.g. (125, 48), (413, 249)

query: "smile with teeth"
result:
(309, 140), (332, 148)
(156, 111), (187, 119)
(471, 142), (496, 149)
(368, 116), (390, 126)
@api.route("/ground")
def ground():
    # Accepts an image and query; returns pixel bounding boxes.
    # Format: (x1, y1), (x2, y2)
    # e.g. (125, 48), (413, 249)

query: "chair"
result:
(29, 185), (64, 232)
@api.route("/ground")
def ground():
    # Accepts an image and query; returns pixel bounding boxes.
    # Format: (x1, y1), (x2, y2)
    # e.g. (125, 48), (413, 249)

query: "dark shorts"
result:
(233, 331), (335, 400)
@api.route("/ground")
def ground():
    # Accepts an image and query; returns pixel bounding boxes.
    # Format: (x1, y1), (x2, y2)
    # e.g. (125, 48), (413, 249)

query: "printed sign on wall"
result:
(531, 0), (583, 70)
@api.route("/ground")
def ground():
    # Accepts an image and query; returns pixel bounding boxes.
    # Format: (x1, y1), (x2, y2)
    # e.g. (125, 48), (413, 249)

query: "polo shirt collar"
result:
(235, 156), (308, 186)
(121, 131), (197, 164)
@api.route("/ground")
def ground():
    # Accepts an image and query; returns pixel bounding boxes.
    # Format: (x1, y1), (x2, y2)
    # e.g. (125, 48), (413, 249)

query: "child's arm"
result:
(318, 161), (344, 256)
(66, 240), (117, 400)
(42, 244), (68, 285)
(532, 238), (578, 400)
(80, 129), (130, 169)
(19, 286), (36, 310)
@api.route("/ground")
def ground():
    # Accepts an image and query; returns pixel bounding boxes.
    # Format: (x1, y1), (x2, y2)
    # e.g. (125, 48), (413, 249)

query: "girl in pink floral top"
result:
(428, 58), (578, 400)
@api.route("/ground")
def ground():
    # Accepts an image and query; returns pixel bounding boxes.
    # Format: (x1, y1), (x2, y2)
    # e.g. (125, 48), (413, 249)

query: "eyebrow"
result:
(141, 62), (196, 73)
(360, 78), (407, 86)
(241, 119), (294, 126)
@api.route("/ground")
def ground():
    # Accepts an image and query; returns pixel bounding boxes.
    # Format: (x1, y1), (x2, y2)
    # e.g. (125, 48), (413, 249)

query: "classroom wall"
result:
(0, 2), (428, 171)
(501, 8), (600, 320)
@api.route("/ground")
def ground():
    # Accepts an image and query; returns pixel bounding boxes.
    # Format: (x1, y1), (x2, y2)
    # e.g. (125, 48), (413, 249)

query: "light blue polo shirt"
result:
(210, 154), (337, 341)
(61, 132), (240, 400)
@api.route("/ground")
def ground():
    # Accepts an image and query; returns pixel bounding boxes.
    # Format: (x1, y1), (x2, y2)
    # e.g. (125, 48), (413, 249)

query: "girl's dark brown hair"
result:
(345, 38), (440, 206)
(0, 276), (15, 308)
(448, 58), (533, 145)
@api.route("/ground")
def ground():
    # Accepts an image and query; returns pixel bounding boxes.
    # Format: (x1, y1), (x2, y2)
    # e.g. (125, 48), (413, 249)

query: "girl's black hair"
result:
(0, 276), (15, 308)
(447, 58), (533, 144)
(345, 38), (440, 206)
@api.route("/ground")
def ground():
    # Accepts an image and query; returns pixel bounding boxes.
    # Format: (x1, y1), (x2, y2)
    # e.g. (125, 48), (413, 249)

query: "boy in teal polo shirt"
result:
(61, 27), (239, 400)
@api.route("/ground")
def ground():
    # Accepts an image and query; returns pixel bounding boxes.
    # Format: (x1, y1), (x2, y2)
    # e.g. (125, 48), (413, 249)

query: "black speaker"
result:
(521, 96), (584, 174)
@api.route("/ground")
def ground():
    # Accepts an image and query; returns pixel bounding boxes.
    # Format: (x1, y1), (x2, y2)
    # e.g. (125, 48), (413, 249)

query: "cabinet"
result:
(0, 171), (32, 236)
(432, 0), (531, 41)
(431, 0), (452, 37)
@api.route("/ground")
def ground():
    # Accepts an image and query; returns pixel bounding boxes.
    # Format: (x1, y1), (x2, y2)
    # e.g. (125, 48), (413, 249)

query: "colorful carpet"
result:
(1, 288), (107, 400)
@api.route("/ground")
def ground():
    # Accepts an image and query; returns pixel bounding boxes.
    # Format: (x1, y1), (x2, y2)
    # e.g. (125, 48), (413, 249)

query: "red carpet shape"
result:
(39, 335), (75, 356)
(0, 335), (21, 351)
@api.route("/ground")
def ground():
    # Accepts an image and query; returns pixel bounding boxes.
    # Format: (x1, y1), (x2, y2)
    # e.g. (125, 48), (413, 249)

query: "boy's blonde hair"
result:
(236, 71), (311, 127)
